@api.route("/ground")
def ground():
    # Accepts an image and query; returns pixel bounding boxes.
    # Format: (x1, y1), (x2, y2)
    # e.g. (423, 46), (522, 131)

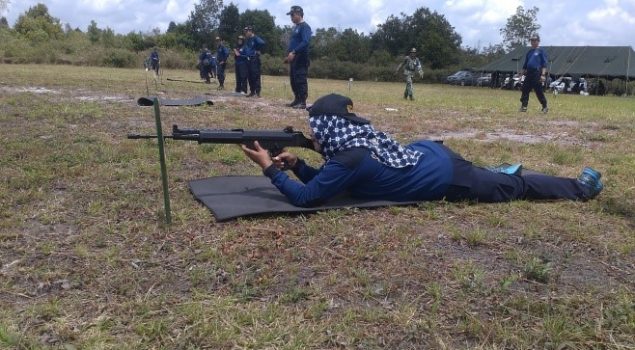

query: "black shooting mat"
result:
(188, 176), (421, 221)
(137, 96), (214, 107)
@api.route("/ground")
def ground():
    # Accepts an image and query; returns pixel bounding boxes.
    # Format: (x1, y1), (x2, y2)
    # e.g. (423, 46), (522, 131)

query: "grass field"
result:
(1, 64), (634, 349)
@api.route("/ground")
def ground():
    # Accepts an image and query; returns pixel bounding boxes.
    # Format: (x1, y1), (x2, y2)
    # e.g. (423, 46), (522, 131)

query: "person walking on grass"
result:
(215, 36), (230, 90)
(519, 33), (549, 113)
(149, 47), (160, 76)
(284, 5), (312, 109)
(396, 48), (423, 101)
(241, 93), (603, 208)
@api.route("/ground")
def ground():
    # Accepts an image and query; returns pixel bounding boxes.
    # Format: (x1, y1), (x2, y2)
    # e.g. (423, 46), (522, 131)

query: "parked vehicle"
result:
(446, 70), (476, 86)
(476, 73), (491, 87)
(502, 74), (524, 90)
(549, 76), (588, 94)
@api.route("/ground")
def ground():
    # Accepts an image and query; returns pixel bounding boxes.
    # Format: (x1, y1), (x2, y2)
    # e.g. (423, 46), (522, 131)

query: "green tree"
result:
(500, 6), (540, 51)
(311, 27), (339, 59)
(239, 9), (281, 55)
(0, 17), (8, 29)
(218, 3), (240, 43)
(101, 27), (115, 47)
(373, 7), (462, 69)
(124, 31), (145, 52)
(372, 15), (408, 56)
(187, 0), (223, 49)
(14, 3), (63, 41)
(87, 20), (100, 43)
(333, 28), (371, 63)
(167, 21), (177, 33)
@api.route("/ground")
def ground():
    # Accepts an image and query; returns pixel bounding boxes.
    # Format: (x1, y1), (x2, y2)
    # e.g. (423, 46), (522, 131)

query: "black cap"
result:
(286, 5), (304, 16)
(307, 94), (370, 124)
(243, 25), (253, 32)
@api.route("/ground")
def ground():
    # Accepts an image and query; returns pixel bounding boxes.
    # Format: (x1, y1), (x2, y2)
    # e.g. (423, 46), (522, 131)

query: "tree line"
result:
(0, 1), (540, 82)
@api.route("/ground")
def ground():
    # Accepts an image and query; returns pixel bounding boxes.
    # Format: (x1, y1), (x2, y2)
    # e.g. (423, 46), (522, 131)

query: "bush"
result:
(99, 48), (137, 68)
(140, 48), (197, 70)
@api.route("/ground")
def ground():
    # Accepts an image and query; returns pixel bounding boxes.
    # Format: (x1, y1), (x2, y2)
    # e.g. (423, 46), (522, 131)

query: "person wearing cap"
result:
(520, 33), (549, 113)
(215, 37), (230, 90)
(240, 93), (603, 208)
(243, 25), (266, 97)
(233, 35), (248, 94)
(284, 5), (312, 109)
(395, 48), (424, 100)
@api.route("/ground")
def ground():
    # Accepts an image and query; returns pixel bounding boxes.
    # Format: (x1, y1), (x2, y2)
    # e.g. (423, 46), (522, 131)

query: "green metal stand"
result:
(153, 98), (172, 225)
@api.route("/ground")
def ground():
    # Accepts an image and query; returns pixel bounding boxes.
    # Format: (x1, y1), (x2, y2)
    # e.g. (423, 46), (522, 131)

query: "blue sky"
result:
(3, 0), (635, 49)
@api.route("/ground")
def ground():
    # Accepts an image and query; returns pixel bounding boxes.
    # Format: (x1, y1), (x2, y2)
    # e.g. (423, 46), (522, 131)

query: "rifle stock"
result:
(128, 124), (316, 156)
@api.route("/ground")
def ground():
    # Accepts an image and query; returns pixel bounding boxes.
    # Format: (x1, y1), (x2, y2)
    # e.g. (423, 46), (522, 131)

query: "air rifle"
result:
(128, 124), (316, 157)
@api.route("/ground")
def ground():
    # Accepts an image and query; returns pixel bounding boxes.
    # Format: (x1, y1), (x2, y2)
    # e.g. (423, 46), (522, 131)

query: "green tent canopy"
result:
(479, 46), (635, 79)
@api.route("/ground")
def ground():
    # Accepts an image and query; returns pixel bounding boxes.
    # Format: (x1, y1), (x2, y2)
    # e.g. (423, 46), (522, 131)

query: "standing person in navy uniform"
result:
(215, 36), (230, 90)
(149, 47), (160, 76)
(243, 26), (265, 97)
(233, 35), (248, 94)
(519, 33), (548, 113)
(284, 5), (312, 109)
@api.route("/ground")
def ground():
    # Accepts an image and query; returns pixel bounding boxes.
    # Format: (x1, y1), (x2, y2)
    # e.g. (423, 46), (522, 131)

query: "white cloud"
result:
(587, 0), (635, 24)
(3, 0), (635, 48)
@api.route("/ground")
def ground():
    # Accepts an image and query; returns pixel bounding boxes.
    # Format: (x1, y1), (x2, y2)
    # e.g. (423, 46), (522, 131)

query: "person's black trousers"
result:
(438, 144), (588, 202)
(217, 63), (226, 87)
(290, 60), (309, 102)
(235, 62), (248, 93)
(247, 56), (261, 95)
(520, 70), (547, 108)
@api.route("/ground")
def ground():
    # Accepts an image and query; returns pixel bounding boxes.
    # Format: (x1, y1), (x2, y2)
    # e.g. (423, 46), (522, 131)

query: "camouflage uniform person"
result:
(396, 48), (424, 100)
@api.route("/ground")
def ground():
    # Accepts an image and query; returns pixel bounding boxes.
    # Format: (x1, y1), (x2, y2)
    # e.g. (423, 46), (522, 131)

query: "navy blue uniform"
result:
(521, 47), (548, 109)
(243, 35), (265, 96)
(233, 44), (248, 93)
(216, 44), (230, 89)
(149, 51), (160, 74)
(287, 21), (312, 104)
(263, 141), (591, 208)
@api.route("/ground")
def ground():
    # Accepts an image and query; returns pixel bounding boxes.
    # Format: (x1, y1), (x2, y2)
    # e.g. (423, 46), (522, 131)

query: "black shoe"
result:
(286, 99), (299, 107)
(246, 93), (256, 97)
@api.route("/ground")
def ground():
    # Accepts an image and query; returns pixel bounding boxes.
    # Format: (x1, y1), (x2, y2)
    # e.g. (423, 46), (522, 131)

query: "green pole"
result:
(153, 98), (172, 225)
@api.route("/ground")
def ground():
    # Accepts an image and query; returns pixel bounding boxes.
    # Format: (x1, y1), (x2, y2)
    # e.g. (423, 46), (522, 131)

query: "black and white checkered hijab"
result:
(309, 114), (423, 168)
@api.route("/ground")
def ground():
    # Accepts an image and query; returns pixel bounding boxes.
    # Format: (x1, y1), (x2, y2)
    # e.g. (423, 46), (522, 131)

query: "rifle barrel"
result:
(127, 134), (174, 139)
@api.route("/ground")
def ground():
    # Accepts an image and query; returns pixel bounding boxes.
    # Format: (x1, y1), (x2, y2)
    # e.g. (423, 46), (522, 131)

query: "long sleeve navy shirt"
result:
(243, 35), (265, 57)
(216, 45), (229, 63)
(263, 140), (453, 207)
